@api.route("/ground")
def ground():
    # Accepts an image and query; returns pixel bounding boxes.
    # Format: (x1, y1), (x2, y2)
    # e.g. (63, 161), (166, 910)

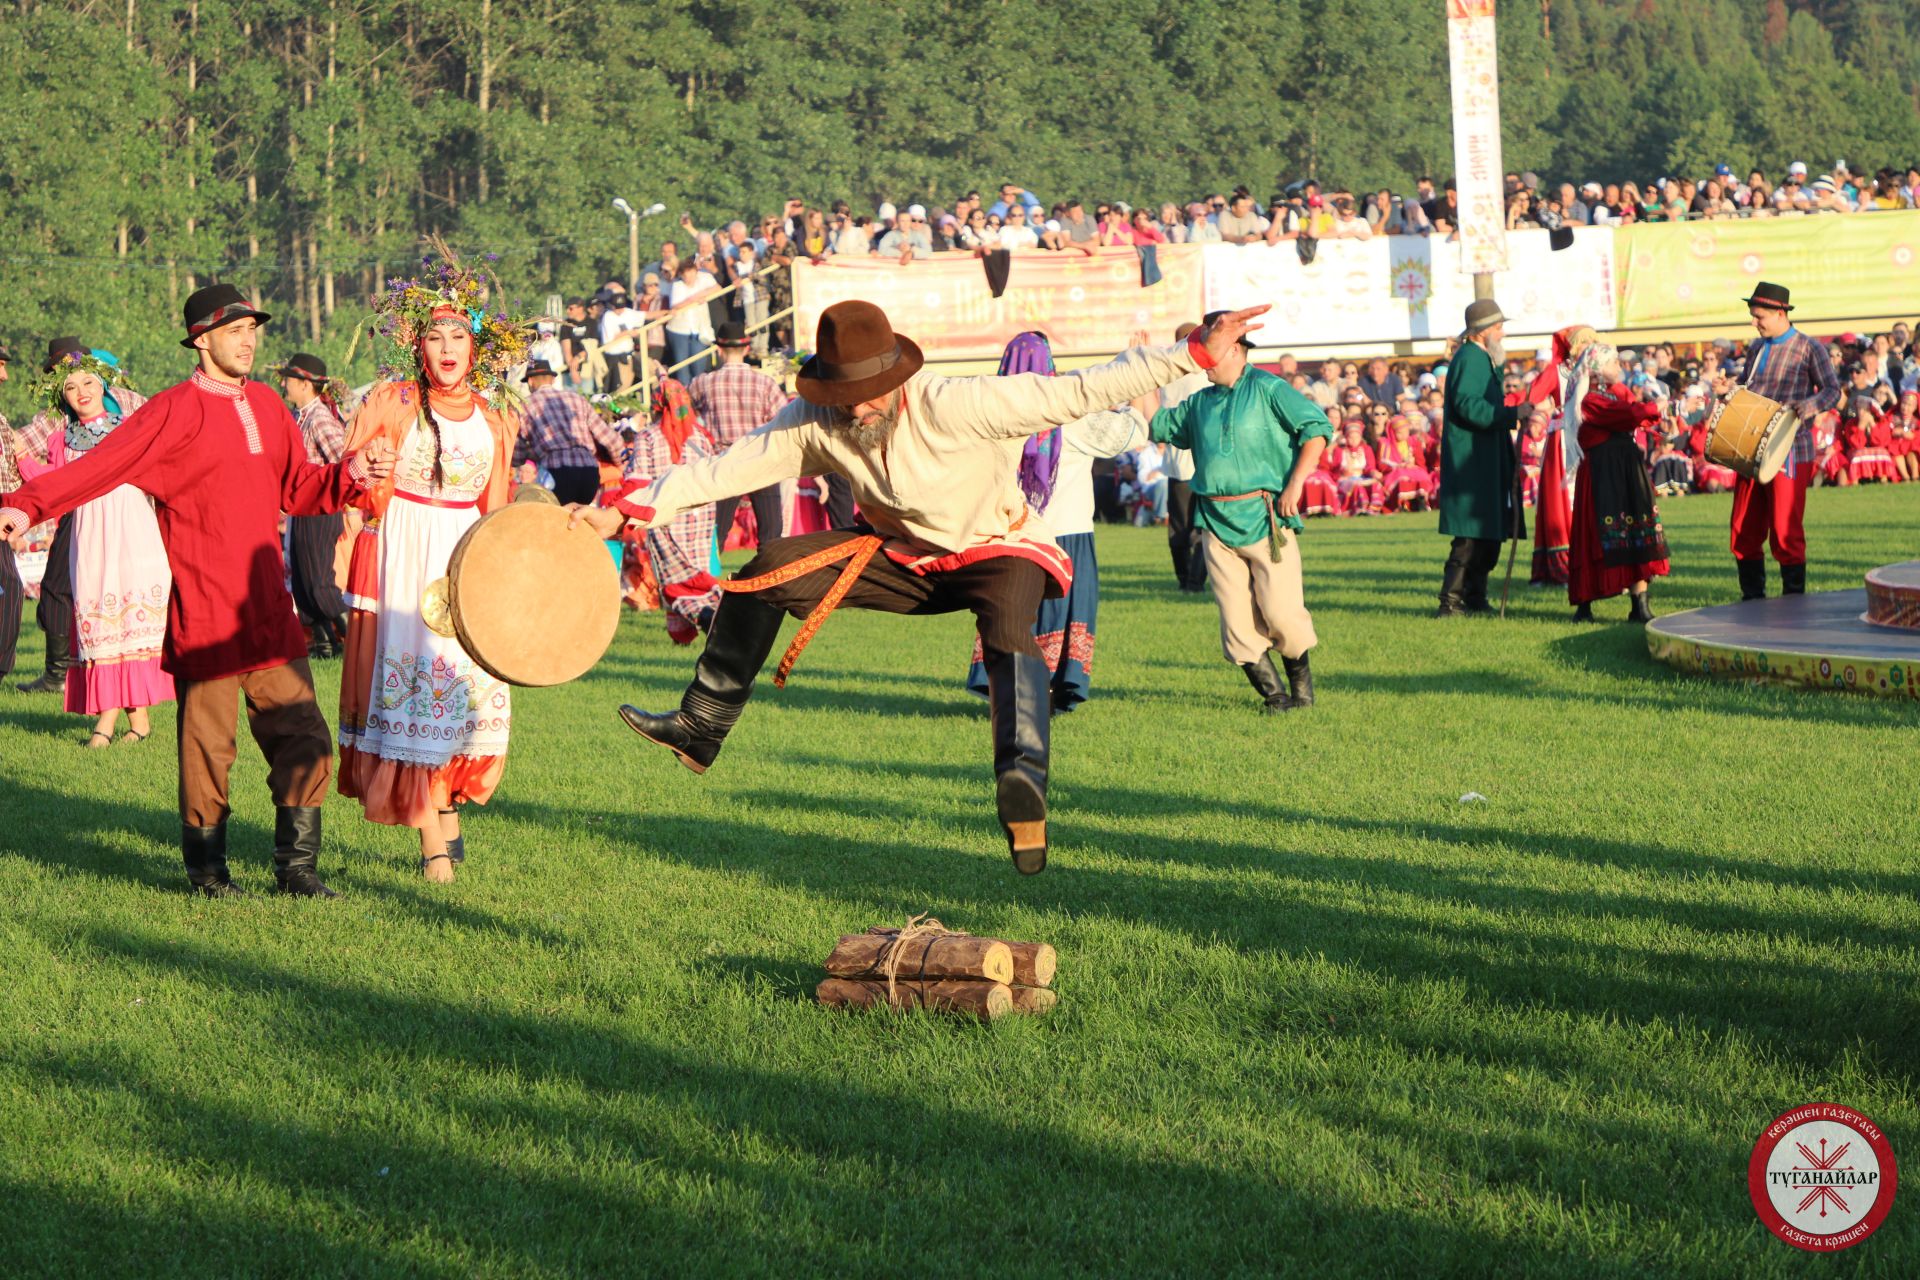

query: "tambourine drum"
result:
(431, 502), (620, 687)
(512, 482), (560, 505)
(1705, 389), (1799, 484)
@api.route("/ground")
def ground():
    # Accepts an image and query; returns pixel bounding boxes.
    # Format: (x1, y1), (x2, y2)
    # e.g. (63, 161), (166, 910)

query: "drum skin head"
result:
(1754, 414), (1799, 484)
(447, 503), (620, 686)
(513, 482), (560, 505)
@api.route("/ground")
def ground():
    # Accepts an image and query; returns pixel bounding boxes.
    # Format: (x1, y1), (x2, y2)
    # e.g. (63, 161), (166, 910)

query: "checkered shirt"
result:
(627, 426), (718, 587)
(0, 410), (65, 495)
(295, 398), (348, 465)
(514, 384), (624, 471)
(688, 361), (789, 449)
(1737, 328), (1842, 475)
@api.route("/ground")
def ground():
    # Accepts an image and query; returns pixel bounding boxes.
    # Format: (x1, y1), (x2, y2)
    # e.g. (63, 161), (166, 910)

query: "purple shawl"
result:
(1000, 331), (1061, 511)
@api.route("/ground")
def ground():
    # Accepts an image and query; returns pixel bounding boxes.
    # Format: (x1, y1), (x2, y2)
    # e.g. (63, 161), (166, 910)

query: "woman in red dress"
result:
(1842, 402), (1900, 483)
(1376, 414), (1434, 512)
(1567, 344), (1669, 623)
(1887, 389), (1920, 482)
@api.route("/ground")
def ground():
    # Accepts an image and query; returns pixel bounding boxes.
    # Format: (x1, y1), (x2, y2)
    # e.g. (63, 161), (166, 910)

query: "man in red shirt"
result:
(1, 285), (396, 898)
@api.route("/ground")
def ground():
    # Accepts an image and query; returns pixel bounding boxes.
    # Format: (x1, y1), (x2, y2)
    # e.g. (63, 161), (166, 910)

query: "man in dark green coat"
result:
(1437, 298), (1523, 616)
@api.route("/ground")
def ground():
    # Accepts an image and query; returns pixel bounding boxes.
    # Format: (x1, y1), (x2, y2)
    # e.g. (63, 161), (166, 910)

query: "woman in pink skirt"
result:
(17, 348), (170, 747)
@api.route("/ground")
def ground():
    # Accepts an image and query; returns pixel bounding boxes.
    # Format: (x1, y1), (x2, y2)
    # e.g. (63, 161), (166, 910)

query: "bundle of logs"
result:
(816, 918), (1057, 1023)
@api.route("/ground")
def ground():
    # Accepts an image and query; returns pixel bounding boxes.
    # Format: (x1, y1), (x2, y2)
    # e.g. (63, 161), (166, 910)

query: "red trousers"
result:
(1729, 469), (1809, 565)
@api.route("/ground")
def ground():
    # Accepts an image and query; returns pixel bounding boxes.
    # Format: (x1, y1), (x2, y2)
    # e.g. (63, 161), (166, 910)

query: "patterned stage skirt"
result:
(966, 531), (1098, 711)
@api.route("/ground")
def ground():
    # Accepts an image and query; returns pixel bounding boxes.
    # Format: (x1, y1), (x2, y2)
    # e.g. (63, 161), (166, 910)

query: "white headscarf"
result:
(1560, 341), (1623, 475)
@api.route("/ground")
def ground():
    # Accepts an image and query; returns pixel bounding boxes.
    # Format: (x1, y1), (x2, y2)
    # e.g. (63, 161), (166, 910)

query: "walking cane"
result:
(1499, 439), (1524, 618)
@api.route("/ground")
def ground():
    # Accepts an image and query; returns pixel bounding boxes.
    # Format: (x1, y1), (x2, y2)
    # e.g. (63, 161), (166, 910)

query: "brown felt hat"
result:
(795, 301), (923, 406)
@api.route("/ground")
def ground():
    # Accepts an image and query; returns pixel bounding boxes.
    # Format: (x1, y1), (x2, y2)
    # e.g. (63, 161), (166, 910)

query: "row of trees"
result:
(3, 0), (1918, 409)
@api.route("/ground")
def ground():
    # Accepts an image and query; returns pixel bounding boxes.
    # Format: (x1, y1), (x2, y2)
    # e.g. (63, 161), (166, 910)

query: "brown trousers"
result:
(1203, 532), (1317, 664)
(176, 658), (333, 828)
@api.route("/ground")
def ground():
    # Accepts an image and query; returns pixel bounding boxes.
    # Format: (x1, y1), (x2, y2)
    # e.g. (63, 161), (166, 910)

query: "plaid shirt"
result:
(514, 384), (623, 471)
(294, 398), (348, 465)
(627, 426), (718, 589)
(688, 361), (789, 448)
(0, 409), (63, 495)
(1737, 327), (1841, 474)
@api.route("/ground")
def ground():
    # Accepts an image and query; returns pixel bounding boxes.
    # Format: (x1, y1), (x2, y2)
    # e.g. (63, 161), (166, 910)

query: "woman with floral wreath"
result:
(336, 251), (529, 882)
(15, 342), (168, 747)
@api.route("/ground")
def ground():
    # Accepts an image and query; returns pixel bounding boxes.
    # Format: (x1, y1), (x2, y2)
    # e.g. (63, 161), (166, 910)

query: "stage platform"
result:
(1646, 587), (1920, 700)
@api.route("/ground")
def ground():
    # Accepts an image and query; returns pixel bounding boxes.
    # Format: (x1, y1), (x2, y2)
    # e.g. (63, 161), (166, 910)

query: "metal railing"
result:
(580, 263), (795, 407)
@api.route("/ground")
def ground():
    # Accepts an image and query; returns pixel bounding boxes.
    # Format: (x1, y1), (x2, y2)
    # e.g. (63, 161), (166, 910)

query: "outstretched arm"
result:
(938, 306), (1267, 442)
(573, 403), (812, 537)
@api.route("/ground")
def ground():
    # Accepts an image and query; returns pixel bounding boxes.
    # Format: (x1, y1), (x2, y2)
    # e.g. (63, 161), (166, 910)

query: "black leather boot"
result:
(1781, 562), (1806, 596)
(1436, 561), (1470, 618)
(1281, 651), (1314, 708)
(1241, 654), (1291, 711)
(1737, 558), (1766, 601)
(1627, 590), (1655, 624)
(1571, 602), (1595, 622)
(182, 824), (248, 898)
(618, 591), (784, 774)
(986, 652), (1050, 875)
(272, 807), (338, 898)
(17, 635), (72, 694)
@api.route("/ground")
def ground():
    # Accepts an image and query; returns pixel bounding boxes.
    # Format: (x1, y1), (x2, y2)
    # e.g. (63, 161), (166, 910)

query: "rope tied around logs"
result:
(865, 913), (970, 1004)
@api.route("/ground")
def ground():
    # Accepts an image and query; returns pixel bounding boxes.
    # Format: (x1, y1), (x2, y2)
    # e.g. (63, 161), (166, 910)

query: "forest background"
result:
(2, 0), (1918, 406)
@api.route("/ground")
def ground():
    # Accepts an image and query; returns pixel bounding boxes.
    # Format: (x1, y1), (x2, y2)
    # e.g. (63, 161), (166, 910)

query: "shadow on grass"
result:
(0, 778), (575, 949)
(498, 764), (1920, 1079)
(6, 935), (1567, 1279)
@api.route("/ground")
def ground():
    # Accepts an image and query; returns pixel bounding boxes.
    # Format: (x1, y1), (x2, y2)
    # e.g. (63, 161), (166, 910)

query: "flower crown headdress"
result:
(30, 349), (133, 414)
(368, 237), (535, 404)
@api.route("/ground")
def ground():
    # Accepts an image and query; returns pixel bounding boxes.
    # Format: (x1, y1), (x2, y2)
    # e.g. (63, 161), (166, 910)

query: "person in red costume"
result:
(0, 285), (398, 897)
(1520, 325), (1597, 586)
(1563, 342), (1669, 622)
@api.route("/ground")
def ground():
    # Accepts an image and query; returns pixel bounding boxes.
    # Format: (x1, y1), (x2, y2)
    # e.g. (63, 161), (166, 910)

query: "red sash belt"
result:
(715, 535), (884, 688)
(393, 489), (481, 510)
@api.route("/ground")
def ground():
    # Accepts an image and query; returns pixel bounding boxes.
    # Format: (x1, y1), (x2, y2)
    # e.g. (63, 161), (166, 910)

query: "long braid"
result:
(417, 371), (445, 491)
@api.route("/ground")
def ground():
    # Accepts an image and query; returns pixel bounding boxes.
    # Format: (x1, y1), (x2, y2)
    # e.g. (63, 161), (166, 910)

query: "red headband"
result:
(187, 301), (259, 339)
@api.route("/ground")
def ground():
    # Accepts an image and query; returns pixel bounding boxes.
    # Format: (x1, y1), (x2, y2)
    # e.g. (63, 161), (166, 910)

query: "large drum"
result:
(422, 502), (620, 686)
(1705, 389), (1799, 484)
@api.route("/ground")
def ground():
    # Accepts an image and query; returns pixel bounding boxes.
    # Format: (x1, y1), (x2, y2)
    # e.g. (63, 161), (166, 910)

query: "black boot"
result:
(1241, 654), (1292, 712)
(17, 638), (71, 694)
(182, 824), (248, 898)
(1571, 602), (1595, 622)
(1436, 561), (1471, 618)
(1781, 563), (1806, 596)
(618, 591), (784, 773)
(986, 652), (1050, 875)
(1737, 558), (1766, 601)
(1627, 590), (1655, 624)
(1281, 651), (1314, 708)
(272, 807), (338, 898)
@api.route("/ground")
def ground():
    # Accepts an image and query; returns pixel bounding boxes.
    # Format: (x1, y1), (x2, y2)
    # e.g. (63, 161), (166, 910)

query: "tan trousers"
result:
(1203, 532), (1317, 664)
(176, 659), (333, 828)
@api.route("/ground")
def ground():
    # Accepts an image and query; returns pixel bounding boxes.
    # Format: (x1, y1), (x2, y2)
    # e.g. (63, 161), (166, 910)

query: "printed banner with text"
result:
(792, 246), (1204, 362)
(1615, 212), (1920, 330)
(1200, 231), (1617, 349)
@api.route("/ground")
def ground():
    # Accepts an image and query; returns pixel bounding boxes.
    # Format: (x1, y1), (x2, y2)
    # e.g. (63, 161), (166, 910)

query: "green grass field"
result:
(2, 485), (1915, 1278)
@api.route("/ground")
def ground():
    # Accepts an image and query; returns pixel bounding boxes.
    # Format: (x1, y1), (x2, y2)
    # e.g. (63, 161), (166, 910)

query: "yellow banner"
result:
(1617, 213), (1920, 329)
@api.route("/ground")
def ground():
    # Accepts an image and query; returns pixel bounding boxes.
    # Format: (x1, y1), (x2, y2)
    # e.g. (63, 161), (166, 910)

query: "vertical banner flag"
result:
(1447, 0), (1507, 274)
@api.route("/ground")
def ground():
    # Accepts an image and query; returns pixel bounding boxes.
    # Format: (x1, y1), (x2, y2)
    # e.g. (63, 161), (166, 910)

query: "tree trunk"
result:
(290, 227), (309, 341)
(823, 933), (1013, 984)
(477, 0), (491, 205)
(815, 978), (1012, 1022)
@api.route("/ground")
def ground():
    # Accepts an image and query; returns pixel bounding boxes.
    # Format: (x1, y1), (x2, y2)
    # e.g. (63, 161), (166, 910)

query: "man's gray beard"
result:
(1484, 338), (1506, 367)
(822, 398), (900, 448)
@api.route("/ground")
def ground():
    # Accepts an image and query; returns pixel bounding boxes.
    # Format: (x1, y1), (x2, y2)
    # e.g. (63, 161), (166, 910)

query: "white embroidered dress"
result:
(341, 407), (510, 770)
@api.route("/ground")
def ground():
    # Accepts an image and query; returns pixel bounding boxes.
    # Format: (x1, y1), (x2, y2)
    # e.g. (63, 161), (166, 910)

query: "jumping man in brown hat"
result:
(572, 300), (1268, 874)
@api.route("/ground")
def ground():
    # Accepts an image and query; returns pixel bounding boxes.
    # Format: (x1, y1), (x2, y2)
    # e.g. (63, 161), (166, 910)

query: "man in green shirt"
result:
(1150, 312), (1333, 711)
(1437, 298), (1523, 616)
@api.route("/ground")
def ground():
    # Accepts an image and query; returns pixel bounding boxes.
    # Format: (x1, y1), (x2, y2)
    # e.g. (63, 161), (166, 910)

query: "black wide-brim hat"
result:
(713, 320), (752, 348)
(1743, 281), (1793, 312)
(279, 352), (328, 382)
(43, 335), (88, 371)
(795, 301), (923, 406)
(181, 282), (272, 348)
